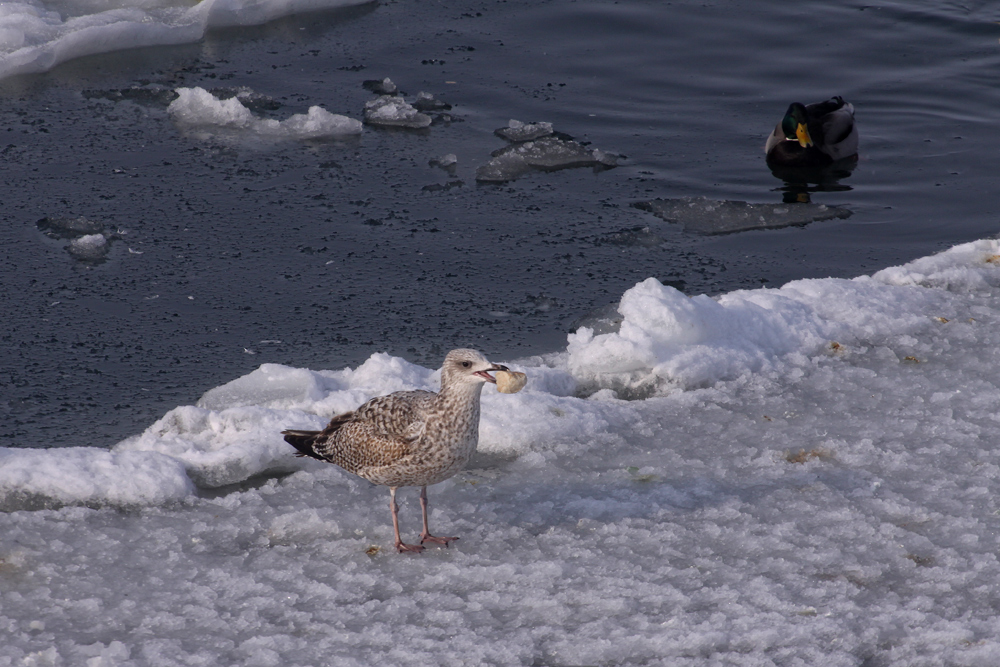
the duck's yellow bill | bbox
[795,123,814,148]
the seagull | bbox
[282,348,508,553]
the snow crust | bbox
[0,0,372,80]
[167,87,362,143]
[0,448,192,511]
[3,239,1000,665]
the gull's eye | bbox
[461,361,471,368]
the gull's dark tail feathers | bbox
[281,430,325,460]
[282,411,353,461]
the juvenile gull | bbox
[282,349,508,553]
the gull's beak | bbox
[475,363,509,383]
[795,123,813,148]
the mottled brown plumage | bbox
[283,349,508,553]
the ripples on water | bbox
[1,0,998,447]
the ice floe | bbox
[0,0,373,80]
[636,196,852,235]
[413,91,451,112]
[35,216,119,264]
[494,119,554,143]
[362,94,432,129]
[429,153,458,170]
[477,119,619,182]
[167,86,362,142]
[362,77,398,95]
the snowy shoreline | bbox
[3,238,998,507]
[2,237,1000,666]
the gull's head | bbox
[441,348,509,390]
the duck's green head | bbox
[781,102,813,148]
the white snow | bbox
[0,448,192,511]
[167,87,362,143]
[0,0,373,80]
[2,238,1000,665]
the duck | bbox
[765,96,858,168]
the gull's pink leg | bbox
[419,485,458,547]
[390,487,424,553]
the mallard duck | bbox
[765,96,858,168]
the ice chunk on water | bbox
[36,216,117,263]
[429,153,458,169]
[413,91,451,111]
[168,87,362,142]
[476,135,619,183]
[66,233,109,262]
[495,119,554,142]
[363,95,432,128]
[362,77,397,95]
[636,197,852,234]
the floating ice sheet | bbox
[413,91,451,112]
[636,196,852,234]
[476,135,619,183]
[476,119,619,182]
[0,0,373,80]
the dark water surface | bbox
[1,0,998,447]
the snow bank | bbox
[873,238,1000,291]
[0,448,192,510]
[0,0,372,80]
[566,240,998,392]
